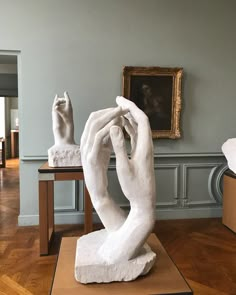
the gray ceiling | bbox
[0,55,17,64]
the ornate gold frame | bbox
[123,66,183,139]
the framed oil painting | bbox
[123,66,183,139]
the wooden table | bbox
[38,162,93,256]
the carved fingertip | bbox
[110,126,120,137]
[116,96,122,104]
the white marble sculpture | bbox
[48,92,81,167]
[222,138,236,174]
[75,96,156,283]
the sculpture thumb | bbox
[110,126,128,165]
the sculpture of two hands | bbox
[50,92,156,281]
[80,96,156,264]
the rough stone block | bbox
[74,229,156,284]
[48,145,81,167]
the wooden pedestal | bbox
[51,234,192,295]
[223,170,236,233]
[38,162,93,256]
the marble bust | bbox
[74,96,156,283]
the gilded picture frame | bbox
[123,66,183,139]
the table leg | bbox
[39,180,55,255]
[39,180,49,255]
[48,181,54,242]
[84,185,93,234]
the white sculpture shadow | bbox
[75,96,156,283]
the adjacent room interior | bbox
[0,1,236,294]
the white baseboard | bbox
[18,214,39,226]
[18,207,222,226]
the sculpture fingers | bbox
[52,94,58,109]
[122,118,137,157]
[89,118,121,161]
[110,126,130,175]
[52,95,64,129]
[64,91,73,112]
[81,107,127,150]
[52,94,63,113]
[88,107,126,140]
[80,107,116,148]
[116,96,152,158]
[116,96,147,123]
[52,92,71,117]
[124,112,138,132]
[116,96,150,134]
[64,91,70,103]
[53,97,68,121]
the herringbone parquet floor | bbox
[0,159,236,294]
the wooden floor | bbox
[0,159,236,294]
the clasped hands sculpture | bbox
[49,93,156,283]
[75,96,156,283]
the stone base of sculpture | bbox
[48,144,81,167]
[74,229,156,284]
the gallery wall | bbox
[0,0,234,225]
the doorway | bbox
[0,54,19,166]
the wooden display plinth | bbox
[223,169,236,233]
[51,234,193,295]
[38,162,93,256]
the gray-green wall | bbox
[0,0,233,225]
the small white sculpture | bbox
[48,92,81,167]
[75,96,156,283]
[222,138,236,174]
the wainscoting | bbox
[18,153,227,226]
[154,153,226,218]
[108,153,227,220]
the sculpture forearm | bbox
[91,192,127,232]
[98,205,155,263]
